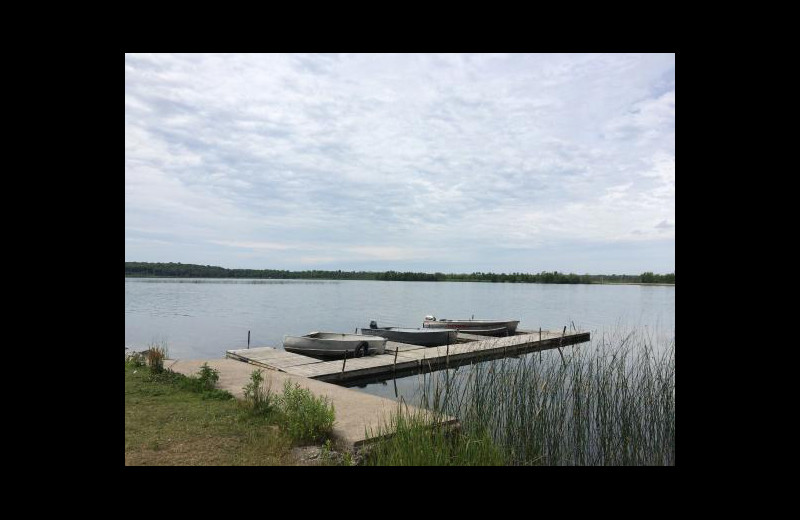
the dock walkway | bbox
[226,329,590,385]
[165,328,590,450]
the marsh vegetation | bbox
[364,325,674,465]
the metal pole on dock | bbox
[342,351,347,374]
[248,330,250,349]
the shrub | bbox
[197,363,220,391]
[276,381,335,444]
[242,369,274,415]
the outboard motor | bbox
[424,315,436,322]
[369,320,378,329]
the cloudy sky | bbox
[125,53,675,274]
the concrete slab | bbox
[164,357,457,449]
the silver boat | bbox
[422,315,520,336]
[282,332,386,358]
[360,321,458,347]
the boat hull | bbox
[283,332,386,358]
[360,327,458,347]
[422,318,520,336]
[455,326,511,337]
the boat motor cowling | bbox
[369,320,378,329]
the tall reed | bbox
[407,325,675,465]
[362,401,505,466]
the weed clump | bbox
[197,363,220,390]
[146,342,169,374]
[242,369,274,415]
[177,363,231,400]
[275,381,335,444]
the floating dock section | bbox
[227,328,590,385]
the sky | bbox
[125,53,675,275]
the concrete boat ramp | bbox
[166,357,422,449]
[166,328,590,450]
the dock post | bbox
[248,330,250,349]
[539,327,543,360]
[557,326,567,367]
[393,348,399,372]
[342,351,347,374]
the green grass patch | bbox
[125,363,291,465]
[145,363,233,401]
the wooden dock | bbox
[226,328,590,385]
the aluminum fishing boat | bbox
[282,332,386,358]
[360,321,458,347]
[422,315,520,336]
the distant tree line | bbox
[125,262,674,284]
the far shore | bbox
[124,275,674,286]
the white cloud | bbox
[125,53,675,273]
[209,240,294,251]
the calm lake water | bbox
[125,278,675,403]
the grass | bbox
[125,357,342,465]
[362,405,505,466]
[125,362,293,465]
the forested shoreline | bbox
[125,262,674,285]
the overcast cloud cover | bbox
[125,53,675,274]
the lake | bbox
[125,278,674,403]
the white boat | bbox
[422,315,520,336]
[282,332,386,358]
